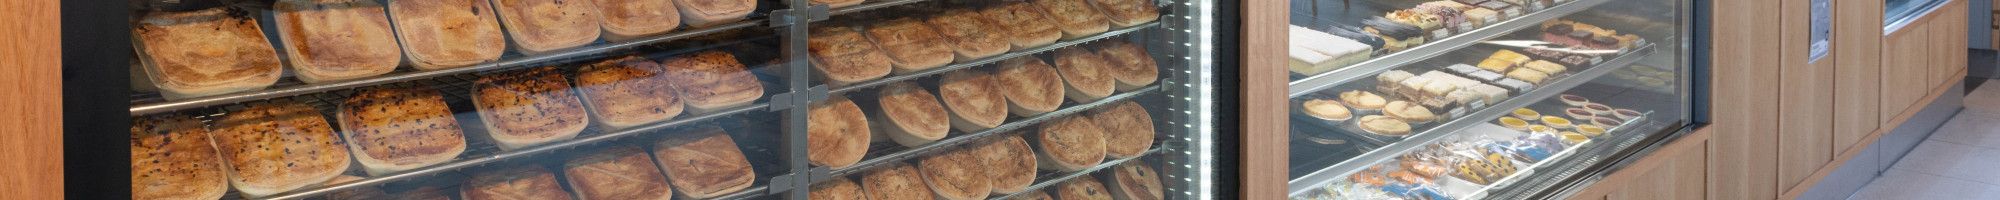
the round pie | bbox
[1036,116,1109,172]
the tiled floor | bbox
[1850,81,2000,200]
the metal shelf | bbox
[819,85,1163,180]
[1286,44,1658,196]
[129,20,765,116]
[256,103,771,200]
[826,0,931,16]
[1286,0,1617,98]
[827,22,1161,94]
[991,148,1164,200]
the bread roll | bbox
[994,57,1067,116]
[1091,41,1159,91]
[273,0,402,83]
[1031,0,1111,39]
[131,114,228,200]
[861,163,937,200]
[661,51,766,113]
[651,128,756,198]
[939,70,1009,132]
[576,56,684,129]
[866,18,956,74]
[564,146,673,200]
[1087,0,1160,27]
[473,67,590,150]
[970,135,1037,194]
[924,9,1011,60]
[874,81,951,147]
[338,87,467,176]
[132,7,283,99]
[978,3,1063,49]
[1104,162,1165,200]
[808,26,894,85]
[920,148,992,200]
[808,96,871,169]
[1056,177,1115,200]
[388,0,507,70]
[1054,47,1117,103]
[1089,101,1154,158]
[594,0,682,41]
[674,0,755,27]
[811,177,867,200]
[492,0,602,54]
[462,166,574,200]
[1035,116,1108,172]
[209,102,351,197]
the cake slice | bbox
[1288,25,1374,75]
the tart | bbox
[1583,103,1614,115]
[674,0,755,27]
[463,166,574,200]
[970,135,1038,194]
[1576,125,1607,137]
[1090,101,1156,158]
[339,87,468,176]
[1036,116,1110,172]
[1032,0,1112,39]
[576,56,685,129]
[979,3,1064,50]
[1055,177,1115,200]
[1497,117,1530,131]
[1093,40,1161,91]
[473,67,590,150]
[1382,101,1437,123]
[492,0,603,55]
[1558,94,1590,107]
[1564,108,1594,120]
[939,70,1010,132]
[1340,91,1388,111]
[1614,109,1643,120]
[1511,108,1541,120]
[1302,99,1353,121]
[1541,116,1573,129]
[995,57,1068,116]
[919,148,992,200]
[808,26,895,85]
[1356,115,1412,136]
[1592,117,1623,127]
[866,18,956,73]
[811,177,867,200]
[874,81,951,147]
[563,147,673,200]
[861,163,936,200]
[1560,132,1590,144]
[272,0,402,83]
[388,0,508,70]
[662,51,765,113]
[1088,0,1162,27]
[133,7,283,99]
[593,0,682,41]
[209,102,351,197]
[924,9,1011,60]
[1527,125,1555,133]
[1104,162,1165,200]
[131,114,229,200]
[651,128,756,199]
[808,96,871,169]
[1055,47,1119,103]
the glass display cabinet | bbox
[1281,0,1697,199]
[107,0,1229,199]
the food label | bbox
[1531,2,1547,10]
[1591,56,1604,64]
[1432,29,1452,39]
[1468,100,1487,110]
[1484,17,1501,25]
[1458,23,1475,32]
[1504,9,1523,18]
[1447,107,1468,119]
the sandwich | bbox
[209,101,351,198]
[808,96,871,169]
[1056,177,1115,200]
[473,66,590,150]
[388,0,508,70]
[273,0,402,83]
[1088,0,1161,27]
[970,135,1037,194]
[978,3,1064,50]
[811,176,867,200]
[1088,101,1154,158]
[132,7,283,99]
[661,51,766,113]
[674,0,755,27]
[1104,162,1165,200]
[1092,40,1159,91]
[1031,0,1111,39]
[994,57,1067,116]
[860,163,937,200]
[492,0,603,54]
[338,87,467,176]
[131,114,228,200]
[1054,47,1117,103]
[924,9,1011,60]
[593,0,682,41]
[938,70,1009,132]
[564,146,673,200]
[576,56,685,129]
[651,128,757,198]
[461,166,575,200]
[1035,116,1108,172]
[808,26,894,85]
[919,148,993,200]
[874,81,951,147]
[866,18,956,73]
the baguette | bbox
[861,163,937,200]
[1087,0,1160,27]
[807,96,871,169]
[970,135,1037,194]
[661,51,766,113]
[1054,47,1117,103]
[1088,101,1154,158]
[462,166,575,200]
[919,148,992,200]
[938,70,1009,132]
[388,0,508,70]
[1034,116,1108,172]
[132,7,283,99]
[652,128,756,198]
[808,26,894,85]
[131,114,228,200]
[576,56,685,129]
[472,67,590,150]
[209,102,351,198]
[273,0,402,83]
[492,0,602,55]
[924,9,1011,60]
[993,57,1067,116]
[594,0,682,41]
[564,146,673,200]
[873,81,951,147]
[674,0,755,27]
[338,87,467,176]
[1032,0,1111,39]
[865,18,956,74]
[1091,41,1160,91]
[978,3,1063,49]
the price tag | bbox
[1590,56,1604,64]
[1469,100,1488,110]
[1504,9,1523,18]
[1458,23,1475,32]
[1484,17,1500,25]
[1432,29,1452,39]
[1531,2,1546,10]
[1447,107,1468,119]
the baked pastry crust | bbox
[1088,0,1161,27]
[576,56,685,129]
[1092,41,1160,91]
[462,166,575,200]
[939,70,1009,132]
[1032,0,1111,39]
[338,87,467,176]
[1089,101,1154,158]
[661,51,765,113]
[971,135,1038,194]
[861,163,937,200]
[388,0,507,70]
[1055,47,1118,103]
[867,18,957,73]
[875,81,951,147]
[564,146,673,200]
[1013,190,1056,200]
[323,176,390,200]
[808,26,894,85]
[492,0,602,54]
[994,57,1067,116]
[651,128,756,198]
[808,96,871,169]
[924,9,1011,60]
[473,67,589,150]
[209,102,350,197]
[1036,116,1108,171]
[813,0,865,8]
[920,148,994,200]
[674,0,755,27]
[593,0,682,41]
[131,114,228,200]
[811,177,867,200]
[1105,162,1165,200]
[273,0,402,83]
[1056,177,1115,200]
[978,3,1064,50]
[133,7,282,99]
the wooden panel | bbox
[1610,142,1709,200]
[1780,73,1965,198]
[1832,0,1884,162]
[1241,0,1289,198]
[1882,21,1929,124]
[1931,1,1969,89]
[1777,0,1834,190]
[1709,0,1784,199]
[1571,128,1713,200]
[0,0,63,199]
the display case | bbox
[1281,0,1696,199]
[109,0,1227,199]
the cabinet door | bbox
[1882,22,1930,123]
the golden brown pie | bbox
[876,81,951,147]
[131,114,228,200]
[675,0,755,27]
[133,7,282,99]
[388,0,507,70]
[811,176,867,200]
[979,3,1063,49]
[808,26,894,85]
[209,101,350,197]
[1032,0,1111,39]
[1036,116,1108,172]
[593,0,682,41]
[576,56,684,129]
[939,70,1009,132]
[338,87,466,176]
[1091,41,1160,91]
[808,96,871,169]
[994,57,1067,116]
[651,128,756,198]
[1055,47,1117,103]
[462,166,575,200]
[492,0,602,54]
[273,0,402,83]
[920,148,993,200]
[1056,177,1115,200]
[564,146,673,200]
[662,51,766,113]
[1089,101,1154,158]
[1105,162,1165,200]
[924,9,1011,60]
[867,18,956,73]
[970,135,1037,194]
[473,67,589,150]
[1088,0,1161,27]
[861,163,937,200]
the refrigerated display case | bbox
[107,0,1228,199]
[1282,0,1697,199]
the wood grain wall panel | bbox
[0,0,63,199]
[1832,0,1884,161]
[1882,22,1929,124]
[1931,1,1969,89]
[1242,0,1288,198]
[1709,0,1784,199]
[1777,0,1835,190]
[1572,128,1712,200]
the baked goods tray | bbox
[819,85,1162,180]
[826,22,1160,94]
[991,147,1165,200]
[129,19,767,116]
[1287,0,1620,98]
[1478,112,1665,199]
[1286,44,1656,196]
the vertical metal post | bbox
[779,0,815,199]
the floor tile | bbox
[1850,169,2000,200]
[1888,141,2000,185]
[1927,110,2000,149]
[1969,81,2000,112]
